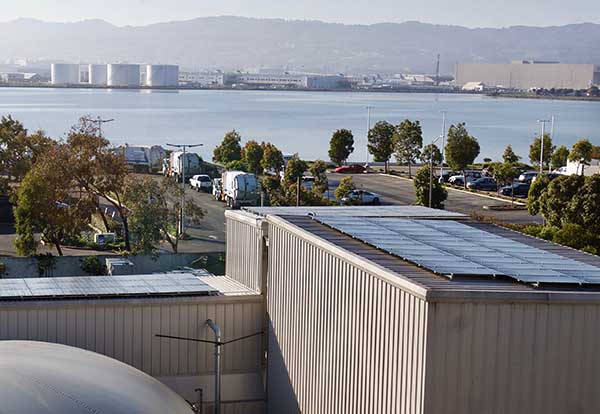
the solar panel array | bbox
[0,273,218,300]
[315,216,600,286]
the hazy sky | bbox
[3,0,598,28]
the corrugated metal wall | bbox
[0,296,265,413]
[266,222,428,414]
[225,212,266,292]
[425,301,600,414]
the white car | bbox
[341,190,382,205]
[189,174,213,192]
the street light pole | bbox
[166,143,203,235]
[83,116,114,137]
[537,119,550,175]
[439,110,446,178]
[366,106,374,167]
[549,115,555,173]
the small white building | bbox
[462,81,487,91]
[566,158,600,176]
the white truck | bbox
[221,171,260,209]
[163,152,203,180]
[189,174,213,192]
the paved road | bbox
[328,173,542,225]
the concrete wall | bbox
[265,216,428,414]
[0,295,265,413]
[0,253,222,278]
[455,63,596,90]
[425,301,600,414]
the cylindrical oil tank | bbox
[51,63,80,85]
[88,64,108,85]
[146,64,179,87]
[107,63,141,87]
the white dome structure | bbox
[0,341,194,414]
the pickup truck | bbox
[189,174,213,192]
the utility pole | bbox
[365,106,374,167]
[166,143,203,235]
[83,116,114,137]
[537,120,550,175]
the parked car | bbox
[532,172,562,183]
[438,170,460,183]
[518,171,539,184]
[334,164,366,174]
[553,166,568,175]
[467,177,498,191]
[341,190,381,205]
[499,182,530,198]
[189,174,213,192]
[448,170,482,186]
[212,178,222,200]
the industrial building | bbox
[0,270,265,413]
[225,206,600,414]
[229,73,347,89]
[88,63,108,85]
[51,63,80,85]
[455,61,600,90]
[179,71,225,86]
[146,64,180,87]
[107,63,141,87]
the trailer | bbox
[221,171,260,208]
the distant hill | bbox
[1,17,599,74]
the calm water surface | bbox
[0,88,598,162]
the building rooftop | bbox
[257,207,600,302]
[244,205,466,219]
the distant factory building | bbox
[88,64,108,85]
[455,61,600,90]
[229,72,347,89]
[51,63,80,85]
[146,64,179,87]
[179,71,225,86]
[0,72,40,83]
[107,63,141,87]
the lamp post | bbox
[537,119,550,175]
[439,110,447,178]
[365,106,374,167]
[83,116,114,137]
[429,135,443,208]
[166,143,203,235]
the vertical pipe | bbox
[206,319,221,414]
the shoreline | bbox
[486,93,600,102]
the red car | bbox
[334,164,366,174]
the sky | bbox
[2,0,598,28]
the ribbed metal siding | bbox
[226,215,265,292]
[267,223,428,414]
[425,302,600,414]
[0,297,263,377]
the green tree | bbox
[413,165,447,209]
[527,174,550,215]
[124,176,204,254]
[328,129,354,166]
[309,160,328,195]
[261,142,284,174]
[444,123,480,188]
[568,139,594,176]
[570,174,600,235]
[241,140,264,174]
[502,145,520,164]
[591,145,600,159]
[420,143,443,166]
[283,157,308,187]
[334,176,355,200]
[393,119,423,178]
[540,175,585,227]
[213,130,242,164]
[13,146,95,256]
[551,145,570,169]
[225,160,249,172]
[529,133,555,168]
[490,162,519,199]
[368,121,395,173]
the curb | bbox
[377,173,526,206]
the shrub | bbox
[80,256,107,276]
[413,165,447,209]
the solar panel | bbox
[314,216,600,286]
[0,273,218,300]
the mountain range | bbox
[1,17,599,74]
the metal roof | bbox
[0,273,218,300]
[244,205,466,219]
[315,216,600,287]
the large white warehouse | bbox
[88,64,108,85]
[107,63,141,87]
[51,63,80,85]
[146,64,179,87]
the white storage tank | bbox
[88,64,108,85]
[51,63,80,85]
[146,64,179,87]
[107,63,141,87]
